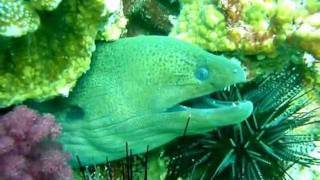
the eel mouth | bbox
[166,86,253,125]
[167,85,249,111]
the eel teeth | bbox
[223,86,231,92]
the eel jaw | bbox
[166,95,253,127]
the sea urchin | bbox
[165,66,320,180]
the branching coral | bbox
[0,0,107,108]
[0,106,72,180]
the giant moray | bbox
[33,36,253,166]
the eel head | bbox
[154,53,253,129]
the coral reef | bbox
[0,106,72,180]
[30,0,62,11]
[0,0,64,38]
[0,0,40,37]
[96,0,128,41]
[1,1,320,179]
[0,0,107,108]
[170,0,320,99]
[123,0,177,34]
[170,0,320,57]
[291,12,320,58]
[164,67,320,179]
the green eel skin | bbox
[35,36,253,166]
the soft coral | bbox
[0,106,72,180]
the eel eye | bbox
[195,67,209,81]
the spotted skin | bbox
[34,36,253,166]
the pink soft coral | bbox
[0,106,72,180]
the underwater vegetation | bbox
[0,106,72,180]
[164,67,320,179]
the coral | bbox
[30,0,62,11]
[123,0,176,34]
[96,0,128,41]
[171,0,232,52]
[164,67,320,179]
[0,0,64,38]
[306,0,320,13]
[289,166,320,180]
[170,0,320,98]
[170,0,320,57]
[0,106,72,180]
[0,0,40,37]
[291,13,320,58]
[0,0,107,108]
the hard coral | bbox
[0,106,72,180]
[97,0,128,41]
[170,0,320,58]
[30,0,63,11]
[123,0,174,34]
[0,0,64,38]
[0,0,40,37]
[171,0,320,100]
[291,13,320,58]
[0,0,107,108]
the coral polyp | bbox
[165,67,320,179]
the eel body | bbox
[35,36,253,166]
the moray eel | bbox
[33,36,253,166]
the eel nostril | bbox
[233,69,238,73]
